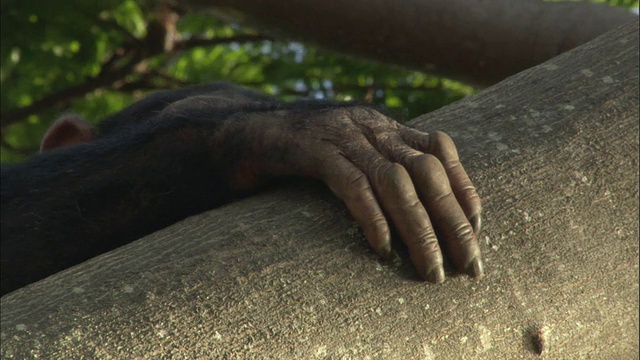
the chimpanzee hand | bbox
[2,84,482,295]
[225,105,483,283]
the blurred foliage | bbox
[0,0,636,162]
[0,0,472,162]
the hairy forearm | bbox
[1,118,243,294]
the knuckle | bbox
[430,190,455,204]
[401,127,431,149]
[341,106,368,122]
[445,159,463,171]
[413,154,452,195]
[411,231,440,252]
[339,170,374,201]
[460,184,481,201]
[347,106,396,130]
[402,199,423,212]
[431,131,455,146]
[415,153,445,172]
[452,222,477,247]
[387,141,422,164]
[430,131,459,160]
[346,169,368,188]
[372,214,388,228]
[380,163,412,191]
[385,162,408,179]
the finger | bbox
[341,141,446,284]
[401,127,482,234]
[374,133,483,278]
[416,154,483,278]
[318,152,392,259]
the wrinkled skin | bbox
[217,105,484,283]
[1,83,482,295]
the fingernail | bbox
[376,243,392,260]
[466,257,484,279]
[469,214,482,235]
[425,267,446,284]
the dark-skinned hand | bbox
[3,84,483,296]
[216,104,484,283]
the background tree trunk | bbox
[1,21,637,359]
[196,0,637,86]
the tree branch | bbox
[195,0,637,86]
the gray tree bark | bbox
[197,0,637,86]
[1,21,638,359]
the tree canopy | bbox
[2,0,635,162]
[0,1,471,162]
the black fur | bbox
[1,83,357,295]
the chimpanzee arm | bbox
[97,82,276,135]
[2,116,235,295]
[1,84,482,295]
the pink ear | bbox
[40,115,95,152]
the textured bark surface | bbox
[1,22,638,359]
[197,0,636,86]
